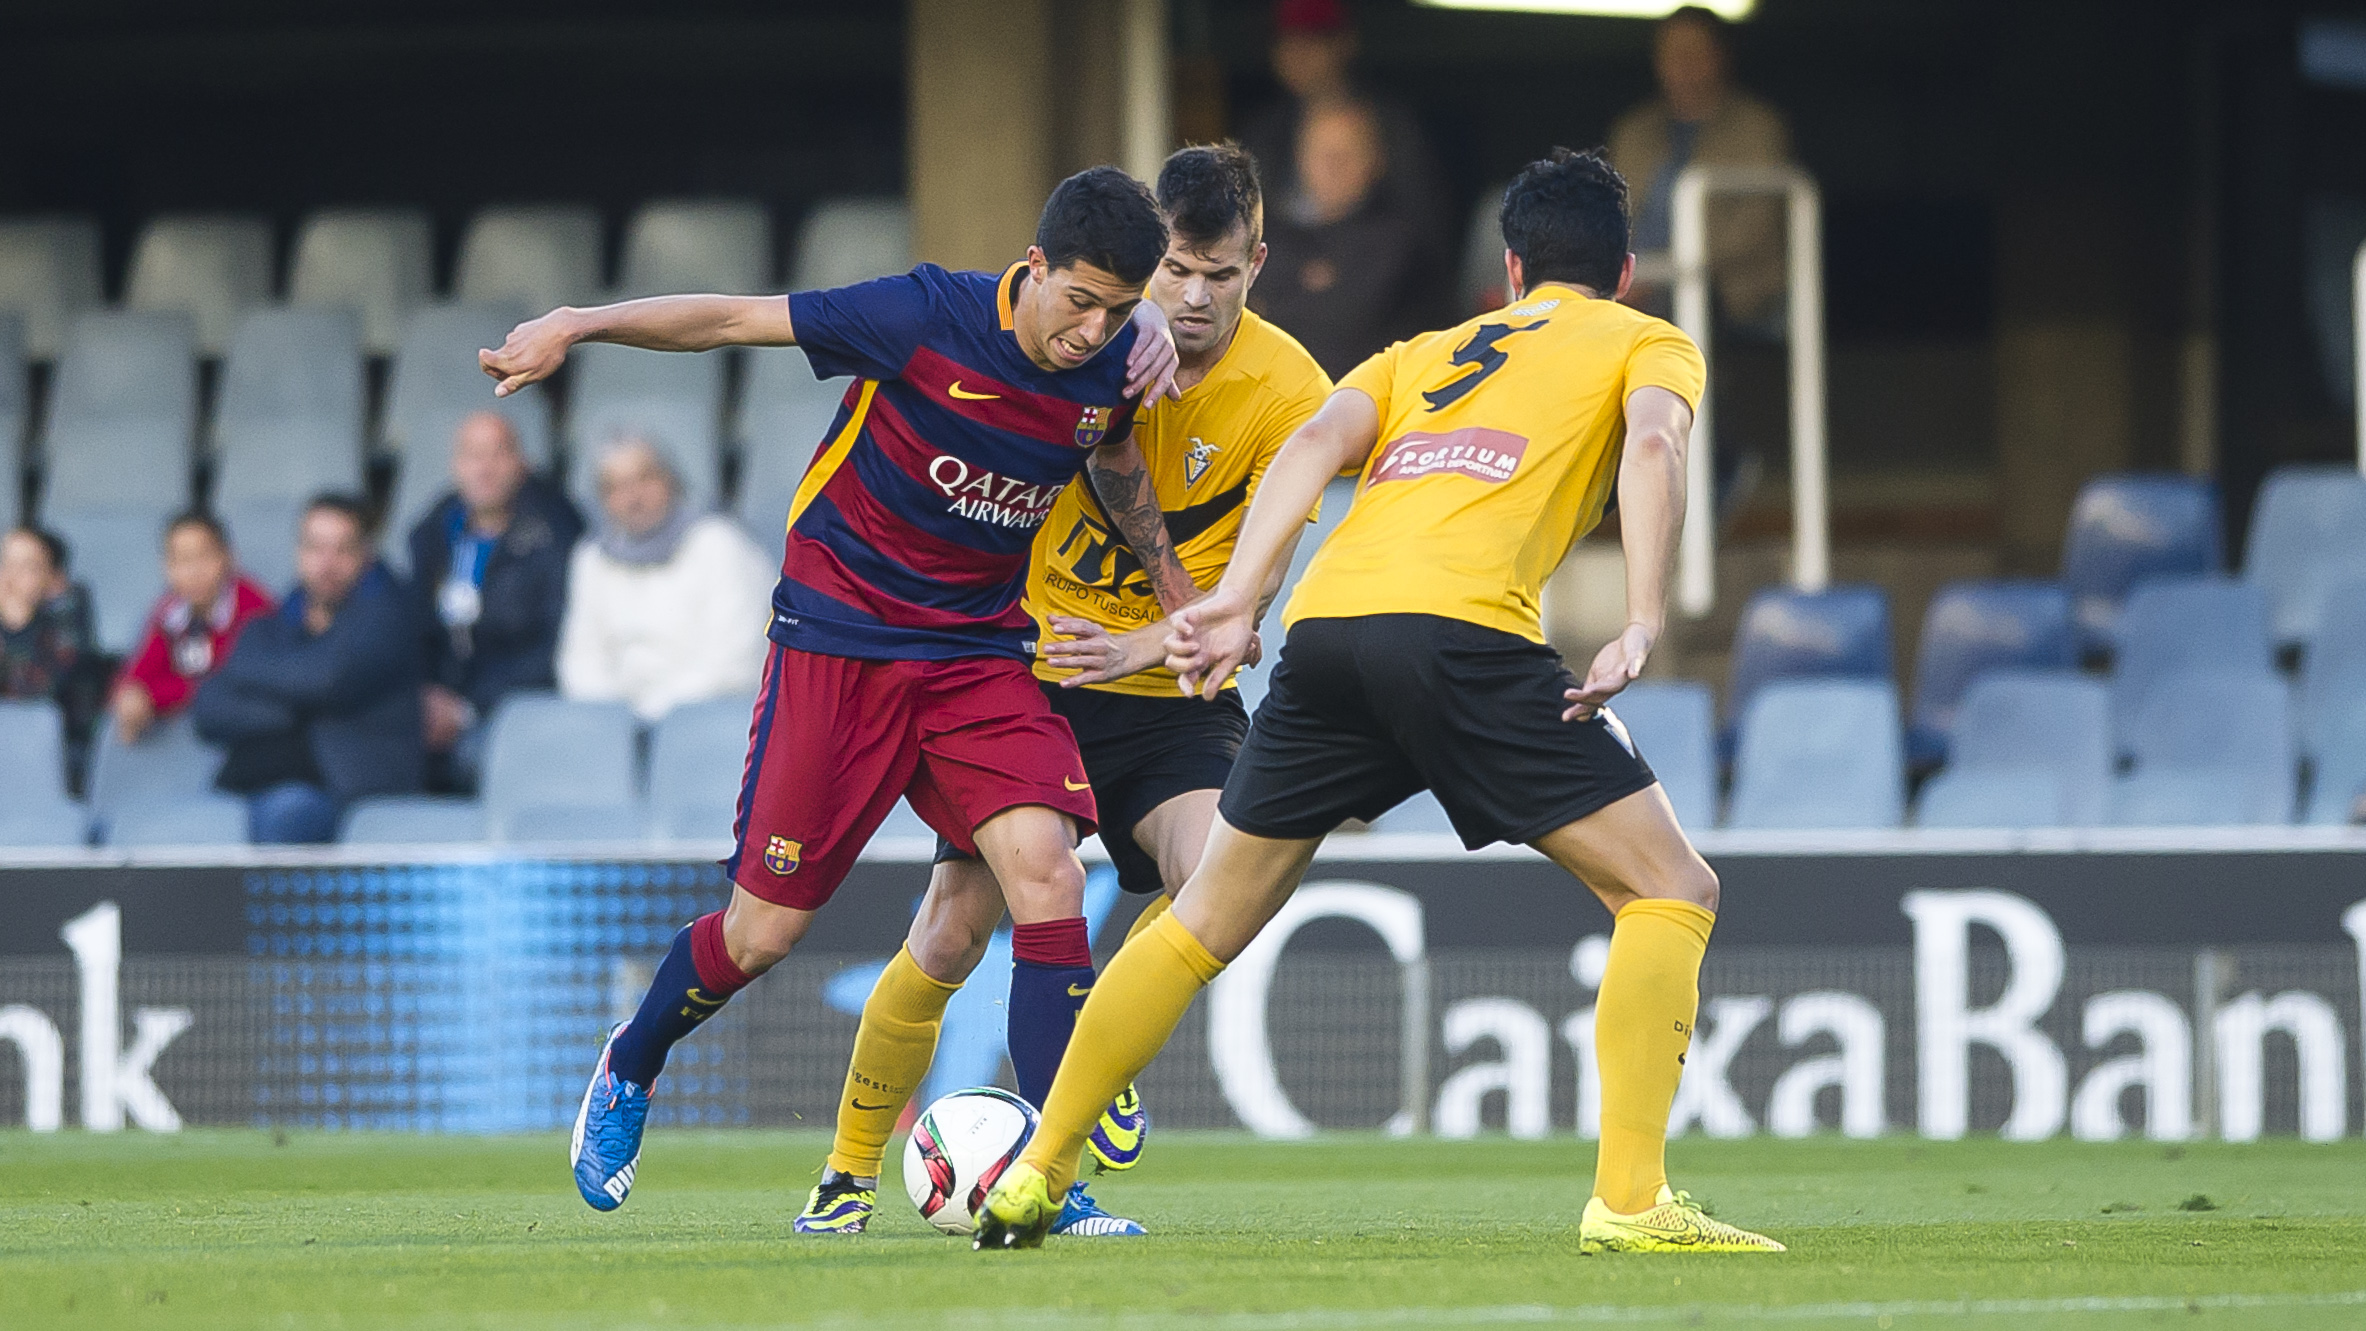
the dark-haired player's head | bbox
[1018,166,1168,373]
[163,511,234,611]
[297,493,373,612]
[1499,147,1633,302]
[1151,143,1267,360]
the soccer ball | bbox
[903,1086,1039,1236]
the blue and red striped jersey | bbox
[777,262,1141,661]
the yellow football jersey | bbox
[1030,309,1331,696]
[1284,286,1705,643]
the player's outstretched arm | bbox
[1089,435,1198,615]
[480,295,797,397]
[1564,385,1692,722]
[1167,388,1379,699]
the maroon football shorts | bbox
[723,644,1098,911]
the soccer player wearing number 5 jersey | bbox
[979,148,1783,1254]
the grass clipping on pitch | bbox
[3,1132,2365,1329]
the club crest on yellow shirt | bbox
[1074,404,1111,448]
[763,836,802,875]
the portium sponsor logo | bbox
[1368,427,1529,486]
[928,456,1059,529]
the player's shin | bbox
[607,912,752,1086]
[1006,918,1096,1108]
[827,946,960,1178]
[1019,911,1222,1194]
[1590,898,1714,1215]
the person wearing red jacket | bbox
[110,512,275,744]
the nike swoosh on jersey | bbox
[1063,776,1090,790]
[947,381,1000,400]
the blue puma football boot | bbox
[571,1023,650,1212]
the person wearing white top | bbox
[557,436,773,721]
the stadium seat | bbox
[123,214,275,356]
[341,796,487,845]
[2242,464,2366,650]
[1725,584,1893,727]
[0,215,102,359]
[1906,579,2074,767]
[645,695,754,840]
[1368,790,1456,835]
[2060,473,2222,654]
[1940,670,2113,826]
[455,206,604,313]
[566,342,726,515]
[288,208,434,355]
[479,694,640,828]
[1916,767,2070,829]
[86,714,226,837]
[618,200,772,297]
[1240,476,1361,712]
[2111,667,2295,825]
[42,311,201,648]
[789,198,912,290]
[2301,581,2366,824]
[734,347,845,558]
[211,307,368,589]
[379,304,557,568]
[0,797,90,848]
[105,794,250,847]
[1727,678,1905,829]
[2107,576,2272,753]
[0,313,23,531]
[0,698,73,805]
[1605,680,1717,830]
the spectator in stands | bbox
[1608,5,1794,326]
[1,529,99,739]
[1239,0,1447,264]
[407,411,582,790]
[1253,97,1439,376]
[109,512,275,745]
[194,496,423,843]
[557,436,770,722]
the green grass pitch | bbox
[4,1132,2365,1329]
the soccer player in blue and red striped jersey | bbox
[480,169,1192,1229]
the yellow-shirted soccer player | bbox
[797,144,1332,1239]
[980,147,1782,1254]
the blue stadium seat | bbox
[646,696,754,842]
[2110,667,2295,825]
[1727,678,1905,829]
[0,698,72,805]
[1725,584,1892,728]
[2060,473,2222,654]
[566,342,726,515]
[0,798,90,848]
[1916,768,2069,829]
[86,714,225,839]
[105,794,250,847]
[1907,580,2074,767]
[122,214,274,356]
[1606,680,1717,830]
[479,694,641,829]
[788,198,911,291]
[1368,790,1456,835]
[2243,465,2366,649]
[734,347,844,560]
[2108,576,2272,752]
[341,796,487,845]
[288,208,434,356]
[2301,582,2366,824]
[212,307,368,590]
[454,206,603,314]
[618,200,772,298]
[1941,670,2113,826]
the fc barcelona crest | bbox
[1074,404,1111,448]
[764,836,803,875]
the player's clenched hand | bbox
[1043,616,1164,687]
[1122,301,1181,402]
[1167,585,1254,701]
[479,311,579,397]
[1563,623,1655,722]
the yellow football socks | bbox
[1590,897,1715,1215]
[1021,909,1221,1194]
[826,946,960,1179]
[1122,891,1172,945]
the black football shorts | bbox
[1218,613,1658,848]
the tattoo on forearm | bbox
[1090,446,1196,613]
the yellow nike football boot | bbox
[972,1161,1058,1251]
[1085,1082,1147,1172]
[1578,1186,1785,1254]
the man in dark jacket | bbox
[195,495,423,843]
[407,410,581,790]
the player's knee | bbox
[1002,854,1087,921]
[721,903,807,977]
[1673,858,1720,912]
